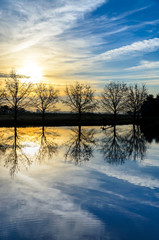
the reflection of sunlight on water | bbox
[0,126,153,178]
[22,142,40,157]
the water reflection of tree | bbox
[100,126,128,164]
[124,125,147,160]
[0,127,31,177]
[100,125,147,165]
[65,126,96,164]
[140,124,159,143]
[36,126,58,163]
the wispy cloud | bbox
[110,6,150,21]
[0,0,107,58]
[95,38,159,61]
[0,0,159,92]
[126,60,159,71]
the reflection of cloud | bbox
[89,161,159,189]
[0,126,159,239]
[0,173,106,240]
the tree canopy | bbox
[63,82,97,118]
[2,69,32,122]
[126,84,147,121]
[33,83,59,123]
[101,81,127,122]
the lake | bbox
[0,125,159,240]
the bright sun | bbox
[18,63,43,83]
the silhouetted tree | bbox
[101,82,127,124]
[2,69,32,124]
[63,82,97,123]
[141,94,159,118]
[126,84,147,122]
[65,126,96,164]
[34,83,59,125]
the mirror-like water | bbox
[0,125,159,240]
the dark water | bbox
[0,125,159,240]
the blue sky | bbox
[0,0,159,94]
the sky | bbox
[0,0,159,94]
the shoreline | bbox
[0,113,134,127]
[0,112,158,127]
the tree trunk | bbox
[137,112,140,123]
[133,110,136,123]
[42,109,45,126]
[113,110,117,125]
[78,110,81,125]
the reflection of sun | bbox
[18,62,43,83]
[22,141,40,157]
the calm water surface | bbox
[0,125,159,240]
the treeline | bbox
[141,94,159,117]
[0,69,158,125]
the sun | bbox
[18,63,43,83]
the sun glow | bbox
[18,63,43,83]
[22,141,40,157]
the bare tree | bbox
[101,81,127,123]
[63,82,97,122]
[34,83,59,124]
[126,84,148,122]
[2,69,32,124]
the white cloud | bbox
[126,60,159,71]
[96,38,159,61]
[0,0,107,56]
